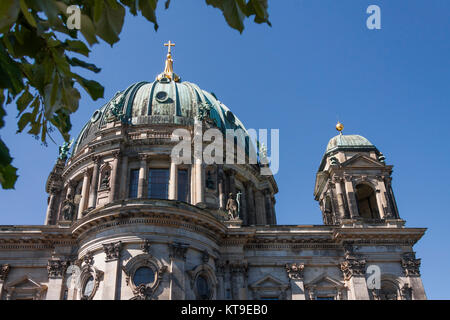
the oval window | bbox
[91,110,102,123]
[155,91,168,102]
[133,267,155,286]
[83,275,95,297]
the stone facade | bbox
[0,65,427,300]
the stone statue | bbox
[61,194,75,221]
[100,170,110,189]
[236,191,242,216]
[58,139,73,160]
[226,193,238,220]
[107,92,125,123]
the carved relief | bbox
[141,239,151,253]
[285,263,305,280]
[169,242,189,261]
[340,258,366,281]
[47,258,67,279]
[0,264,10,281]
[401,252,421,276]
[103,241,122,261]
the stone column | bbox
[344,176,358,218]
[88,157,100,208]
[385,177,400,218]
[255,190,267,225]
[169,242,189,300]
[168,160,177,200]
[216,263,226,299]
[109,151,120,203]
[401,252,426,300]
[119,155,128,199]
[245,183,256,225]
[285,263,306,300]
[218,168,225,209]
[44,189,57,225]
[137,154,148,198]
[228,170,236,196]
[46,257,67,300]
[375,188,386,219]
[102,241,122,300]
[0,264,10,299]
[240,190,248,224]
[194,159,204,204]
[78,170,90,219]
[264,189,273,225]
[340,257,369,300]
[230,262,247,300]
[333,177,346,219]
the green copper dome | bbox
[325,134,376,154]
[72,79,248,155]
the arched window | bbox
[195,274,211,300]
[355,184,380,219]
[371,280,399,300]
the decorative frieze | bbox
[285,263,305,280]
[401,252,421,276]
[0,264,10,281]
[47,258,67,278]
[103,241,122,261]
[340,258,366,281]
[169,242,189,261]
[141,239,151,253]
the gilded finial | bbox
[156,40,180,82]
[336,121,344,134]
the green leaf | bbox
[73,74,104,100]
[0,138,18,189]
[67,57,101,73]
[206,0,246,33]
[34,0,59,25]
[0,0,20,33]
[17,111,32,132]
[94,1,125,45]
[16,87,33,114]
[0,42,24,94]
[138,0,159,31]
[19,0,37,28]
[0,89,5,128]
[93,0,104,22]
[121,0,138,15]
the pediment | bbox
[305,274,344,289]
[249,275,288,289]
[5,276,47,292]
[341,154,384,168]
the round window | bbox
[83,275,95,297]
[90,110,102,123]
[133,267,155,287]
[155,91,168,102]
[196,274,210,300]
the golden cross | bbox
[164,40,175,54]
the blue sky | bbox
[1,0,449,299]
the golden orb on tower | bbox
[336,121,344,133]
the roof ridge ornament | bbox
[156,40,180,82]
[336,121,344,135]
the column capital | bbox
[91,155,101,164]
[169,242,189,261]
[47,258,67,279]
[340,258,366,281]
[285,263,305,280]
[138,153,149,161]
[401,252,421,277]
[103,241,122,262]
[112,150,122,159]
[0,264,10,281]
[230,261,248,274]
[332,176,344,184]
[344,175,353,182]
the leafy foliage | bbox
[0,0,270,189]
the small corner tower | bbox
[314,123,401,226]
